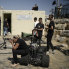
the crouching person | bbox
[9,36,29,67]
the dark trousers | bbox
[47,34,54,51]
[38,35,42,46]
[12,49,28,63]
[33,35,38,43]
[33,34,42,46]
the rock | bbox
[65,24,69,30]
[55,35,66,42]
[58,37,66,42]
[56,24,62,30]
[55,23,67,30]
[66,40,69,46]
[55,35,60,40]
[54,19,69,24]
[61,44,68,48]
[60,30,69,37]
[55,30,62,35]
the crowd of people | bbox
[8,14,55,67]
[33,15,55,54]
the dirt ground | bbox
[0,37,69,69]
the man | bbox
[32,17,38,43]
[46,15,55,54]
[32,4,38,11]
[9,36,29,66]
[3,18,9,36]
[36,18,44,46]
[34,17,39,28]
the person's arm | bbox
[13,43,19,50]
[37,28,43,31]
[48,22,54,30]
[9,40,19,50]
[48,26,53,30]
[51,26,53,30]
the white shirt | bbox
[34,21,39,28]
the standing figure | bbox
[46,15,55,54]
[34,17,39,28]
[3,18,9,36]
[36,18,44,46]
[32,17,38,43]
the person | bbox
[46,14,55,54]
[34,17,39,28]
[32,4,38,11]
[32,17,38,43]
[3,18,9,36]
[9,36,29,67]
[35,18,44,46]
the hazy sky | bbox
[0,0,68,15]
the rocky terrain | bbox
[0,35,69,69]
[0,18,69,69]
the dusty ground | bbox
[0,36,69,69]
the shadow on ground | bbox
[54,45,69,56]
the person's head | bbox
[34,17,37,22]
[49,14,54,20]
[13,36,18,43]
[35,4,37,7]
[39,18,42,23]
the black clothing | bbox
[15,38,28,50]
[32,6,38,11]
[36,23,44,39]
[12,49,28,64]
[4,21,8,28]
[47,34,54,51]
[48,21,55,35]
[47,21,55,51]
[12,39,29,63]
[33,35,38,43]
[36,23,44,46]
